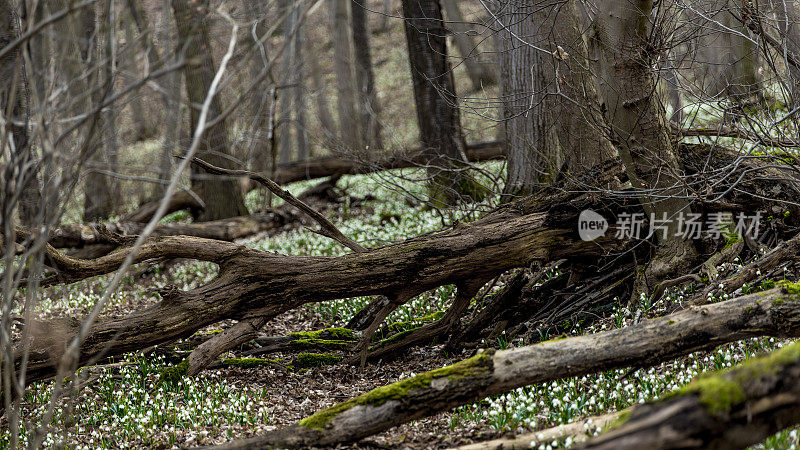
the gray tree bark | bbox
[171,0,249,221]
[351,0,383,150]
[330,0,362,152]
[592,0,698,288]
[401,0,485,205]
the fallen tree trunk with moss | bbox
[578,340,800,449]
[16,144,800,383]
[210,284,800,448]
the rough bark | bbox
[171,0,249,221]
[772,0,800,107]
[212,285,800,448]
[691,0,760,100]
[401,0,483,205]
[20,190,627,383]
[579,341,800,449]
[495,0,614,194]
[0,2,40,227]
[351,0,383,150]
[592,0,698,288]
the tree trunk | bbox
[441,0,496,90]
[0,2,40,227]
[330,0,362,151]
[213,285,800,448]
[691,0,760,100]
[579,341,800,449]
[401,0,484,205]
[83,1,115,222]
[592,0,698,288]
[351,0,383,150]
[308,42,337,144]
[496,0,613,195]
[773,0,800,106]
[171,0,249,221]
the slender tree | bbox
[401,0,485,205]
[351,0,383,150]
[172,0,248,221]
[441,0,497,91]
[0,1,40,227]
[330,0,362,152]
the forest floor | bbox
[4,163,800,449]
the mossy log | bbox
[16,144,800,383]
[210,285,800,448]
[21,188,629,382]
[577,341,800,449]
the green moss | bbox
[288,327,355,341]
[374,328,419,348]
[778,280,800,299]
[221,358,281,368]
[681,376,745,415]
[299,351,495,429]
[292,339,352,349]
[603,408,632,431]
[290,353,342,370]
[383,311,445,335]
[772,298,786,306]
[159,359,189,384]
[669,342,800,416]
[668,319,675,325]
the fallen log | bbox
[578,340,800,449]
[210,283,800,448]
[23,190,629,382]
[270,140,506,185]
[19,143,800,382]
[48,212,288,249]
[125,141,506,223]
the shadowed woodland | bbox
[3,0,800,448]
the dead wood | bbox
[16,143,800,383]
[48,213,288,249]
[578,341,800,449]
[209,285,800,448]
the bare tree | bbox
[591,0,698,291]
[172,0,248,221]
[351,0,383,150]
[495,0,613,195]
[442,0,497,91]
[330,0,362,152]
[401,0,485,205]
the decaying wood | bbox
[21,192,622,383]
[48,213,288,249]
[190,157,366,253]
[210,285,800,448]
[18,143,800,383]
[578,341,800,449]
